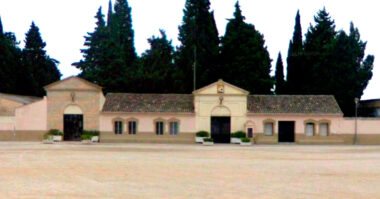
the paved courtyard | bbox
[0,142,379,199]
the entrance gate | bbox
[63,114,83,141]
[211,117,231,143]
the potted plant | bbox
[195,131,209,143]
[83,130,100,142]
[231,131,246,144]
[43,132,54,144]
[230,133,240,144]
[81,134,92,144]
[203,137,214,146]
[240,137,252,146]
[44,129,63,142]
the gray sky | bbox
[0,0,378,99]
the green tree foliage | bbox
[139,30,176,93]
[286,10,305,94]
[176,0,220,92]
[75,0,138,93]
[275,52,285,94]
[0,17,21,94]
[286,8,374,116]
[219,2,273,94]
[21,22,61,96]
[74,7,108,84]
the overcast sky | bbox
[0,0,378,99]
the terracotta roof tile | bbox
[102,93,194,113]
[248,95,343,114]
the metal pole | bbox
[354,98,359,145]
[193,45,197,91]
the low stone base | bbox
[0,131,46,141]
[100,132,196,144]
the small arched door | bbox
[63,105,83,141]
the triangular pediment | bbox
[44,77,102,91]
[193,79,249,95]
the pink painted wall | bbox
[338,118,380,134]
[15,97,47,131]
[100,113,196,133]
[247,114,380,135]
[0,120,14,131]
[247,114,342,134]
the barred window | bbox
[169,122,179,135]
[156,121,164,135]
[114,121,123,135]
[128,121,137,135]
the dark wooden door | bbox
[63,114,83,141]
[278,121,295,143]
[211,117,231,143]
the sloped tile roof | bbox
[0,93,41,105]
[248,95,343,114]
[102,93,194,113]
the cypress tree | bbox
[275,52,285,94]
[22,22,61,96]
[219,1,273,94]
[176,0,220,92]
[286,10,304,94]
[140,30,176,93]
[107,0,113,26]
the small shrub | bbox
[234,131,246,138]
[196,131,209,137]
[241,138,251,143]
[203,137,213,142]
[82,130,100,136]
[44,129,63,139]
[48,129,63,136]
[81,134,92,140]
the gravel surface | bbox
[0,142,379,199]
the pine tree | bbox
[139,30,176,93]
[219,1,273,94]
[107,0,113,26]
[74,7,108,84]
[22,22,61,96]
[304,8,336,94]
[176,0,220,92]
[275,52,285,94]
[286,10,304,94]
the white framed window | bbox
[319,123,329,137]
[169,122,179,135]
[264,123,274,136]
[114,121,123,135]
[156,121,164,135]
[306,123,315,137]
[128,121,137,135]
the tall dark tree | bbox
[329,23,374,116]
[275,52,285,94]
[219,1,273,94]
[304,8,336,94]
[74,7,108,84]
[286,10,304,94]
[0,17,21,94]
[176,0,220,92]
[139,30,177,93]
[21,22,61,96]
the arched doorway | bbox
[211,106,231,143]
[63,105,83,141]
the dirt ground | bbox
[0,142,379,199]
